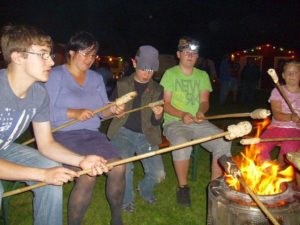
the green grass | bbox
[7,150,213,225]
[4,89,270,225]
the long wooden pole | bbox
[241,137,300,145]
[203,108,270,120]
[3,121,252,198]
[204,112,251,120]
[3,132,227,197]
[100,100,164,122]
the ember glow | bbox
[225,118,294,195]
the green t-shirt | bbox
[160,65,212,124]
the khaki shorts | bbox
[163,120,232,161]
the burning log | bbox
[286,152,300,170]
[218,155,281,225]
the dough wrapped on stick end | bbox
[225,121,252,140]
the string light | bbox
[231,44,296,59]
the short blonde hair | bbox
[1,25,53,63]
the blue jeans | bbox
[0,143,63,225]
[111,127,165,206]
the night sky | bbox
[0,0,299,60]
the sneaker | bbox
[137,184,157,204]
[144,196,157,205]
[122,202,135,213]
[177,185,191,207]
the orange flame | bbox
[225,118,294,195]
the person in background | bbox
[45,31,125,225]
[231,56,241,95]
[96,60,115,95]
[219,54,238,104]
[239,57,260,103]
[0,25,108,225]
[160,36,231,207]
[107,45,165,213]
[257,61,300,163]
[196,55,218,83]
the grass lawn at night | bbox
[4,89,270,225]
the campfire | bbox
[225,118,294,195]
[207,119,300,225]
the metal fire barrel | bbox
[207,177,300,225]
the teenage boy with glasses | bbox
[160,36,232,207]
[0,25,108,225]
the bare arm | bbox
[0,158,47,181]
[194,90,210,122]
[33,121,85,166]
[163,90,194,124]
[271,100,300,122]
[199,91,210,114]
[33,121,108,176]
[67,104,125,121]
[0,158,78,185]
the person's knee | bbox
[154,170,166,183]
[172,148,192,161]
[34,184,63,203]
[110,164,126,177]
[166,133,189,146]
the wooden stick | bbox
[21,91,137,146]
[100,100,164,122]
[204,108,271,120]
[241,137,300,145]
[238,177,280,225]
[286,152,300,170]
[204,112,251,120]
[3,121,252,198]
[267,68,297,114]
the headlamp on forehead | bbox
[178,39,200,53]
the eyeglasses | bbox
[78,50,97,59]
[180,50,198,57]
[24,51,55,60]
